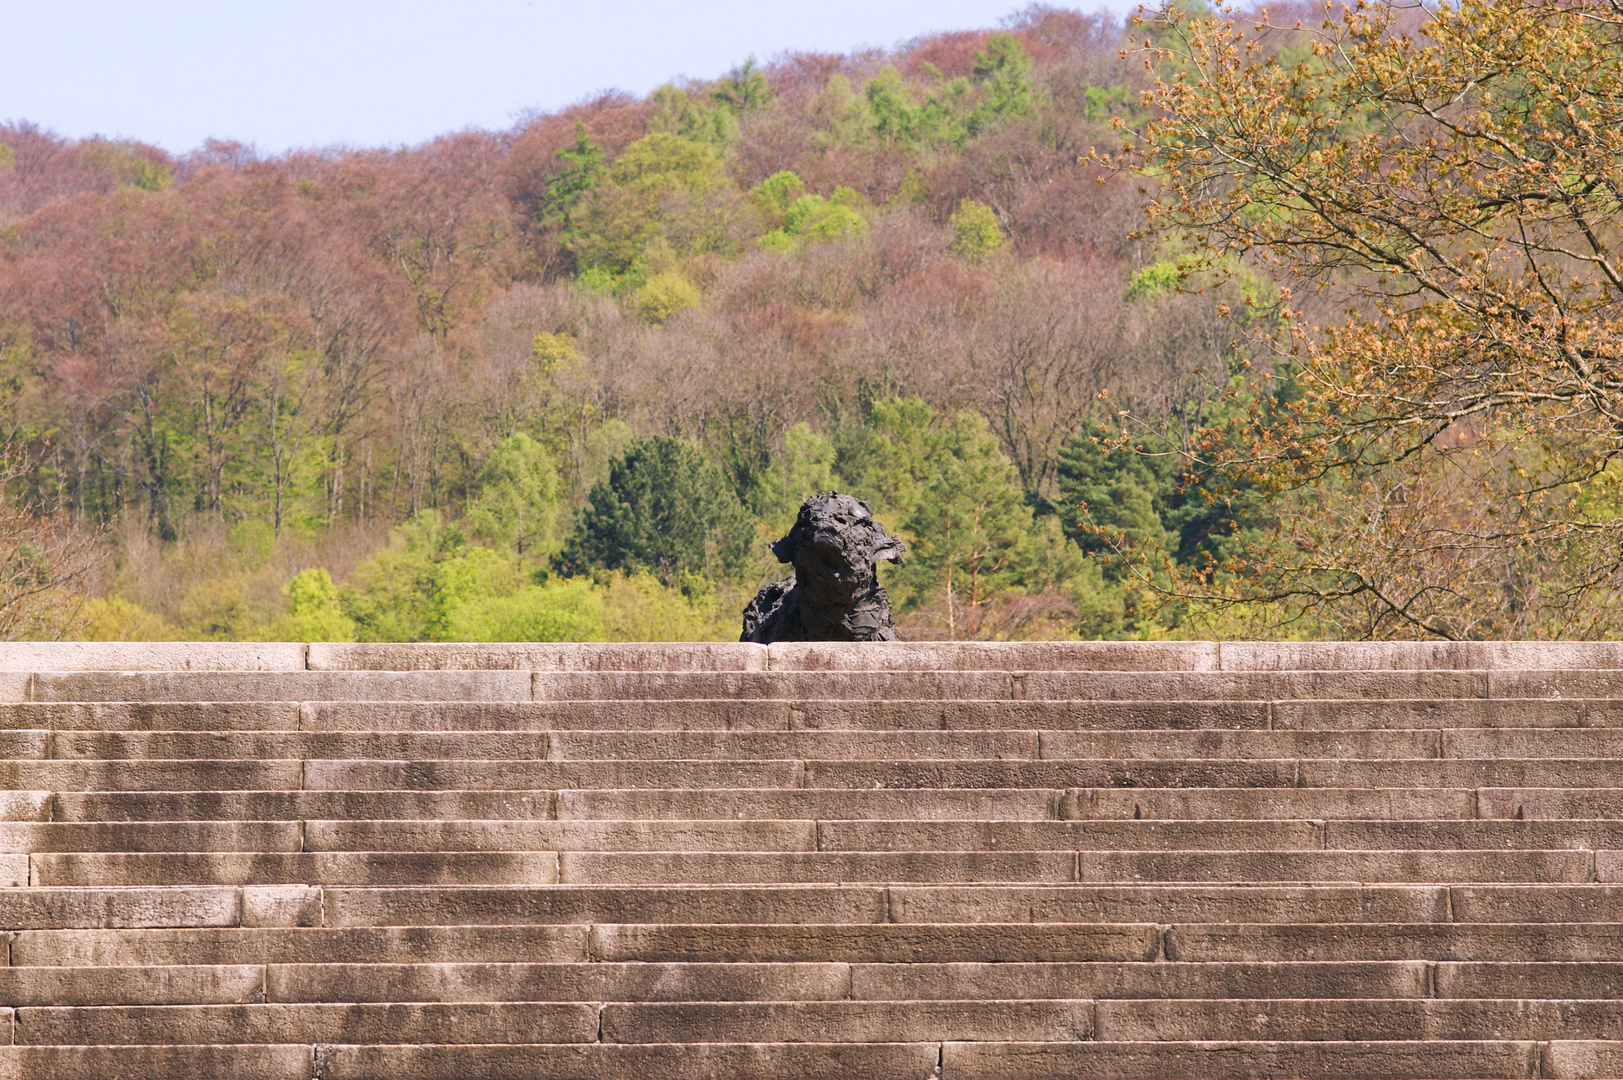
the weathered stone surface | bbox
[0,965,263,1006]
[769,640,1219,671]
[942,1040,1542,1079]
[30,851,561,887]
[311,642,767,672]
[266,962,850,1003]
[850,960,1430,1000]
[12,926,590,966]
[1164,922,1623,962]
[0,642,307,672]
[556,850,1078,884]
[588,922,1160,963]
[0,1044,314,1080]
[0,887,239,929]
[28,670,531,702]
[1059,786,1475,821]
[13,1002,600,1045]
[316,1042,941,1080]
[323,885,886,927]
[14,639,1623,1072]
[600,999,1094,1042]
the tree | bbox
[463,432,562,557]
[560,436,752,582]
[894,411,1041,638]
[1124,0,1623,638]
[567,134,727,275]
[968,32,1037,134]
[285,568,356,642]
[949,199,1003,262]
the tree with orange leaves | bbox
[1110,0,1623,638]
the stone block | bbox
[588,922,1159,963]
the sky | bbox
[3,1,1141,156]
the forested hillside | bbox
[3,4,1251,643]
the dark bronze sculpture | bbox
[741,491,906,642]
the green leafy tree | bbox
[710,58,773,115]
[285,568,357,642]
[634,271,702,324]
[542,121,605,224]
[438,577,606,642]
[560,437,753,582]
[751,422,837,526]
[1055,433,1171,570]
[568,134,727,274]
[834,397,943,527]
[341,512,455,642]
[760,189,867,251]
[949,199,1003,262]
[864,68,970,150]
[894,412,1041,637]
[464,433,562,558]
[750,171,807,229]
[649,83,737,150]
[968,32,1037,134]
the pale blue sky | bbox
[3,1,1140,155]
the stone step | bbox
[603,997,1623,1044]
[850,961,1614,1003]
[39,848,1613,887]
[1163,922,1623,962]
[0,643,307,672]
[265,959,1434,1002]
[28,852,567,887]
[1059,787,1479,819]
[49,788,1063,822]
[24,671,533,703]
[303,818,1321,852]
[34,668,1599,703]
[8,882,1448,929]
[12,925,591,965]
[27,697,1623,732]
[25,956,1623,1003]
[0,1039,1561,1080]
[942,1039,1547,1079]
[32,727,1623,761]
[0,1042,946,1080]
[527,670,1495,701]
[0,700,1276,733]
[8,639,1623,676]
[13,1002,601,1046]
[56,785,1623,822]
[23,755,1623,792]
[10,924,1151,965]
[308,642,770,672]
[21,883,1619,932]
[47,728,1506,761]
[13,999,1100,1046]
[0,822,300,853]
[0,965,265,1005]
[301,756,1623,791]
[310,640,1224,672]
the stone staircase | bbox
[0,640,1622,1077]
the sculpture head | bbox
[770,491,906,606]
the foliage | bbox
[949,199,1003,262]
[284,568,356,642]
[560,437,753,583]
[634,271,701,324]
[1123,0,1623,638]
[892,410,1042,634]
[437,576,605,642]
